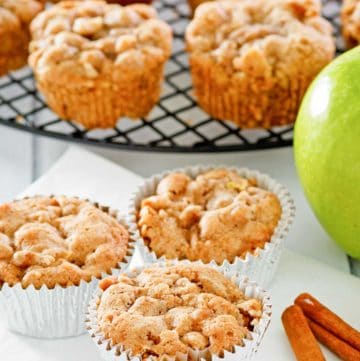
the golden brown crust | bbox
[137,169,282,264]
[0,0,43,75]
[341,0,360,48]
[185,0,335,128]
[0,196,129,289]
[28,0,172,128]
[97,264,262,359]
[33,64,165,128]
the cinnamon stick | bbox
[308,318,360,361]
[295,293,360,351]
[282,305,325,361]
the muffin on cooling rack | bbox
[29,1,172,129]
[341,0,360,48]
[0,0,43,76]
[185,0,335,128]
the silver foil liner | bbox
[86,260,272,361]
[127,165,295,288]
[0,196,135,339]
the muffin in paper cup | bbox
[0,195,135,339]
[85,260,272,361]
[128,166,295,288]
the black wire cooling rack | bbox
[0,0,344,153]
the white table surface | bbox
[1,146,359,361]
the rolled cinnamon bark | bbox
[295,293,360,351]
[282,305,325,361]
[308,319,360,361]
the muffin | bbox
[137,168,281,264]
[341,0,360,48]
[129,166,295,287]
[0,195,133,338]
[185,0,335,128]
[29,1,172,129]
[0,0,43,76]
[87,263,271,360]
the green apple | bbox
[294,46,360,258]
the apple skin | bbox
[294,46,360,258]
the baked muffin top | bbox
[97,264,262,359]
[0,0,42,27]
[186,0,334,74]
[341,0,360,47]
[0,196,129,289]
[29,0,172,79]
[138,169,282,264]
[0,0,43,55]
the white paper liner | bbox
[85,260,272,361]
[0,196,135,339]
[127,165,295,288]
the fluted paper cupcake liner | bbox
[0,196,135,339]
[127,165,295,288]
[85,260,272,361]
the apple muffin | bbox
[185,0,335,128]
[137,168,282,265]
[29,1,172,129]
[0,196,129,289]
[0,0,43,76]
[341,0,360,48]
[96,264,263,359]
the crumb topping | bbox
[0,0,42,26]
[186,0,334,74]
[29,1,172,78]
[137,169,282,264]
[97,264,262,359]
[0,0,43,55]
[341,0,360,47]
[0,196,129,289]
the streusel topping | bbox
[98,264,262,359]
[0,196,129,289]
[186,0,334,73]
[29,1,172,78]
[341,0,360,47]
[0,0,42,26]
[138,169,282,264]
